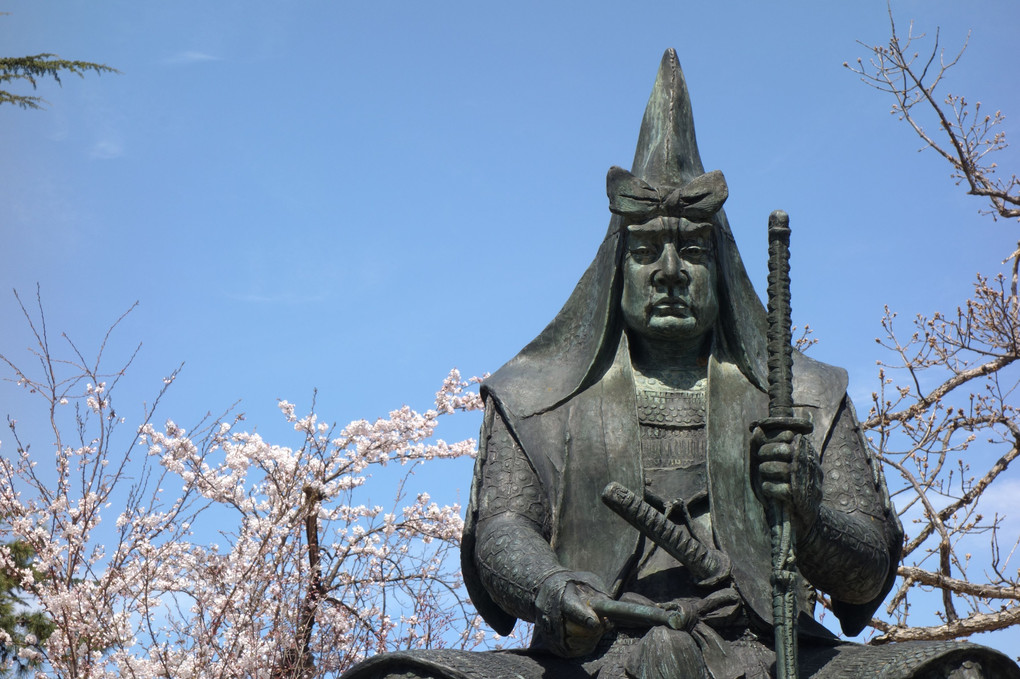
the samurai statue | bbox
[342,49,1020,679]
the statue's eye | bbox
[628,244,660,264]
[680,245,710,263]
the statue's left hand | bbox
[750,425,823,532]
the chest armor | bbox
[636,374,708,509]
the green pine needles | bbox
[0,54,118,110]
[0,541,53,677]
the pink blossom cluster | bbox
[1,360,501,678]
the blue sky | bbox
[2,0,1019,653]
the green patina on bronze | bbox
[341,50,1020,679]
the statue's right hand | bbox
[561,581,611,655]
[535,571,611,657]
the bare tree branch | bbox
[843,11,1020,644]
[846,9,1019,222]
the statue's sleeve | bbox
[473,408,571,622]
[796,396,898,609]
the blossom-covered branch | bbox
[0,295,496,678]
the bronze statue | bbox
[343,49,1020,679]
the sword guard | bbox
[750,416,813,436]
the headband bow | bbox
[606,167,728,222]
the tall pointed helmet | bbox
[632,47,706,186]
[482,49,769,421]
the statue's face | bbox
[621,216,718,343]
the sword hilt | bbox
[767,210,794,419]
[601,481,730,587]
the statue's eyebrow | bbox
[626,219,713,241]
[678,220,714,239]
[626,221,672,237]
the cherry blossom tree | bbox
[0,289,490,678]
[846,12,1020,644]
[11,11,1019,674]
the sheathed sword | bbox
[759,210,813,679]
[601,481,730,587]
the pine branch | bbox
[0,54,119,110]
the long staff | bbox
[761,210,812,679]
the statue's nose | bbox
[654,243,689,286]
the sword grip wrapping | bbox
[767,210,794,419]
[601,482,730,587]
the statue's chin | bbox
[634,316,709,344]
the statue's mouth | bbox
[650,298,689,316]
